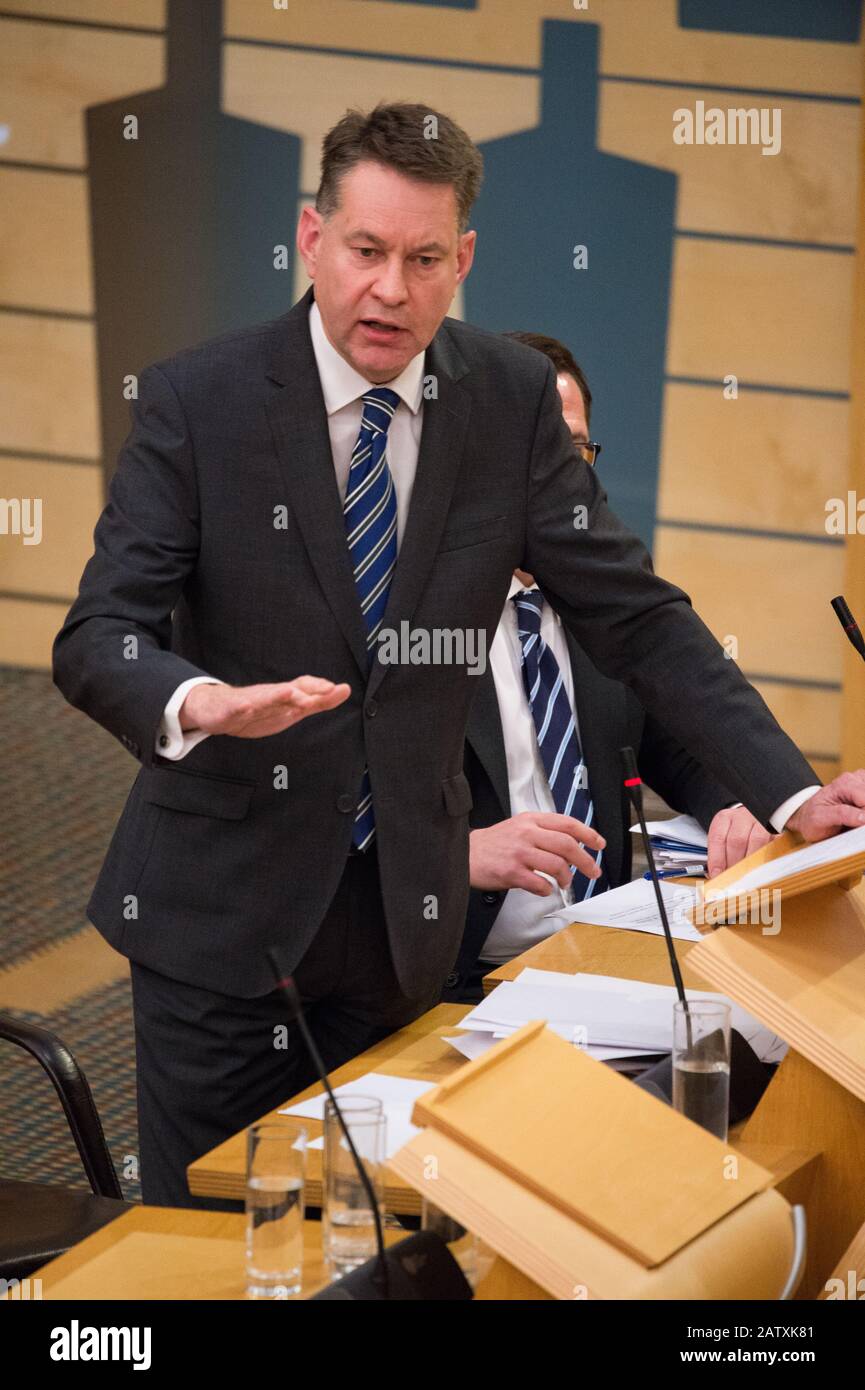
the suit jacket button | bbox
[337,793,355,813]
[445,972,459,989]
[482,892,500,905]
[158,734,169,748]
[365,700,378,718]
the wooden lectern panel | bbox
[412,1022,772,1267]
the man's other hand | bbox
[785,771,865,842]
[469,811,605,896]
[179,677,351,739]
[706,805,773,879]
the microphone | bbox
[267,953,472,1301]
[618,749,771,1121]
[621,747,688,1007]
[831,595,865,662]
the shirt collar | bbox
[309,299,425,417]
[508,574,539,601]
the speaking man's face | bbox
[297,159,476,383]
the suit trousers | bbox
[129,846,440,1209]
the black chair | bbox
[0,1013,135,1281]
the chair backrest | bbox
[0,1013,122,1198]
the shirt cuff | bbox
[769,786,821,833]
[156,677,225,760]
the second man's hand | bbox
[469,811,606,896]
[179,676,352,739]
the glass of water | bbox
[322,1096,386,1277]
[672,999,731,1141]
[245,1118,307,1298]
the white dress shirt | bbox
[155,300,426,758]
[479,578,588,965]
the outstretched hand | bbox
[179,677,352,739]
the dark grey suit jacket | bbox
[445,619,739,997]
[53,285,817,999]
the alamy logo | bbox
[0,496,42,545]
[49,1321,151,1370]
[673,101,781,156]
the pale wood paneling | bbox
[600,83,861,245]
[0,596,68,669]
[667,238,854,391]
[223,44,538,193]
[0,457,101,598]
[0,0,163,25]
[225,0,863,97]
[0,168,92,314]
[657,383,849,536]
[842,47,865,772]
[0,313,99,459]
[0,16,163,167]
[751,681,840,761]
[654,525,845,684]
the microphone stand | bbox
[266,953,389,1298]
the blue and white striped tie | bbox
[344,387,400,851]
[513,589,607,899]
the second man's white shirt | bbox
[479,577,584,964]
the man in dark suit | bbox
[53,103,865,1208]
[446,335,770,1003]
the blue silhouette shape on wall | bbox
[464,20,677,547]
[680,0,861,43]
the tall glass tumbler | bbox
[672,999,731,1141]
[245,1118,307,1298]
[322,1096,386,1277]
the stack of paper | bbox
[445,968,787,1071]
[630,813,708,876]
[542,875,701,940]
[279,1073,433,1159]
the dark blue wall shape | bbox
[87,0,300,489]
[679,0,862,43]
[464,20,677,546]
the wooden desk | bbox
[27,1206,398,1300]
[188,1004,472,1214]
[483,918,705,991]
[189,922,816,1217]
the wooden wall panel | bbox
[654,526,845,684]
[667,238,854,391]
[0,16,162,167]
[841,44,865,771]
[0,313,98,459]
[225,0,862,96]
[600,83,860,245]
[0,1,163,25]
[223,44,538,193]
[0,169,92,314]
[0,597,69,670]
[750,682,840,762]
[0,457,101,600]
[657,383,849,536]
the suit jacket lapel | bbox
[366,326,472,699]
[264,287,370,678]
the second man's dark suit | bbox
[444,612,738,1000]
